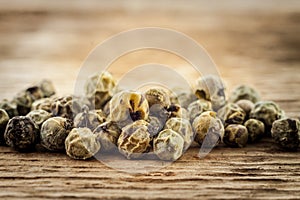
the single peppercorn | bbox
[187,99,212,122]
[4,116,39,151]
[85,71,117,109]
[271,118,300,151]
[217,103,246,126]
[244,119,265,143]
[165,117,194,151]
[224,124,248,148]
[167,104,189,119]
[65,127,101,160]
[74,106,106,131]
[0,99,18,118]
[250,101,284,132]
[153,129,184,161]
[38,79,56,98]
[117,120,151,159]
[193,75,226,111]
[31,98,53,113]
[145,88,171,108]
[51,95,88,120]
[93,121,121,152]
[26,109,52,129]
[25,85,44,101]
[192,111,224,147]
[14,91,34,115]
[40,117,73,151]
[0,109,9,145]
[110,91,149,128]
[229,85,260,103]
[236,99,254,120]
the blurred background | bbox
[0,0,299,116]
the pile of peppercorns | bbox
[0,71,299,161]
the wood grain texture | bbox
[0,1,299,199]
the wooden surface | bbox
[0,1,300,199]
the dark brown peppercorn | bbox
[271,118,300,151]
[4,116,39,151]
[0,109,9,145]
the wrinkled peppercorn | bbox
[74,106,106,131]
[4,116,39,151]
[250,101,284,132]
[145,88,171,108]
[187,99,212,123]
[217,103,246,126]
[271,118,300,151]
[153,129,184,161]
[117,120,151,159]
[31,98,53,113]
[40,117,73,151]
[110,91,149,128]
[192,111,224,147]
[165,117,194,151]
[224,124,248,148]
[14,91,34,115]
[229,85,260,103]
[65,127,101,160]
[236,99,254,120]
[26,109,52,129]
[244,119,265,143]
[94,121,121,152]
[193,75,226,111]
[85,71,117,109]
[167,104,189,119]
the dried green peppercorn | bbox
[250,101,284,131]
[271,118,300,151]
[165,117,194,151]
[244,119,265,143]
[236,99,254,119]
[4,116,39,151]
[117,120,151,159]
[229,85,260,103]
[65,127,101,160]
[193,75,226,111]
[110,91,149,128]
[0,109,9,145]
[14,91,34,115]
[217,103,246,126]
[145,88,171,108]
[51,96,88,120]
[94,121,121,152]
[25,85,44,101]
[187,99,212,122]
[153,129,184,161]
[0,99,18,118]
[31,98,53,113]
[26,109,52,129]
[192,111,224,147]
[85,71,117,109]
[38,79,56,97]
[74,106,106,131]
[224,124,248,148]
[167,104,189,119]
[40,117,73,151]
